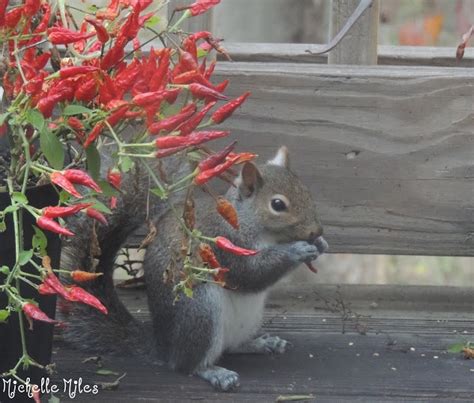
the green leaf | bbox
[59,190,71,204]
[32,226,48,256]
[18,250,33,266]
[63,105,93,116]
[150,187,167,200]
[119,156,133,173]
[40,129,64,170]
[48,395,60,403]
[0,266,10,275]
[11,192,28,204]
[96,180,118,197]
[25,109,45,131]
[0,218,5,232]
[0,310,10,322]
[0,112,9,126]
[91,200,112,215]
[197,48,209,58]
[86,145,101,180]
[144,15,160,28]
[186,151,201,161]
[183,287,193,298]
[447,342,466,353]
[96,369,120,376]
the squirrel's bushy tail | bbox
[60,156,188,357]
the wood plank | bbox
[47,286,474,402]
[219,43,474,67]
[209,63,474,256]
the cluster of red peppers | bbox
[1,0,259,331]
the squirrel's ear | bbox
[268,146,290,168]
[238,162,263,198]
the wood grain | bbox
[211,63,474,256]
[47,286,474,402]
[219,43,474,68]
[328,0,379,65]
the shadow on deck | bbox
[51,285,473,402]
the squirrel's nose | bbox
[308,227,323,243]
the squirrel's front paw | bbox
[288,241,320,263]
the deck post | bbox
[328,0,380,65]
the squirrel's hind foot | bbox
[196,365,240,392]
[229,334,290,355]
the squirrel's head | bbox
[231,146,324,246]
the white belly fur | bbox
[221,288,267,351]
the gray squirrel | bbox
[61,146,328,392]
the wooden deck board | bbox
[48,285,474,402]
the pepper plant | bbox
[0,0,256,387]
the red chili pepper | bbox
[38,282,56,295]
[33,3,51,33]
[178,49,199,72]
[98,74,118,105]
[66,286,108,314]
[119,2,140,40]
[164,88,181,104]
[107,105,129,127]
[107,168,121,190]
[110,196,118,209]
[216,197,239,229]
[215,236,259,256]
[198,141,236,172]
[149,50,170,91]
[62,169,102,193]
[101,36,127,70]
[67,117,85,131]
[228,151,258,164]
[71,270,103,282]
[59,66,99,79]
[178,0,220,17]
[155,130,229,149]
[23,74,45,96]
[74,77,98,102]
[211,92,251,124]
[213,267,229,284]
[37,216,75,237]
[115,59,141,93]
[50,172,82,198]
[86,207,108,225]
[83,122,104,148]
[0,0,7,27]
[194,155,239,185]
[32,52,51,70]
[47,26,95,45]
[199,243,220,268]
[204,60,216,79]
[132,90,166,107]
[24,0,41,17]
[36,93,63,118]
[85,16,109,43]
[22,303,57,324]
[179,101,216,136]
[43,272,70,299]
[173,70,201,85]
[155,145,188,158]
[43,203,91,218]
[148,103,197,135]
[5,7,23,29]
[189,83,228,101]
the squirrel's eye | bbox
[271,198,287,212]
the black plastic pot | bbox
[0,185,60,403]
